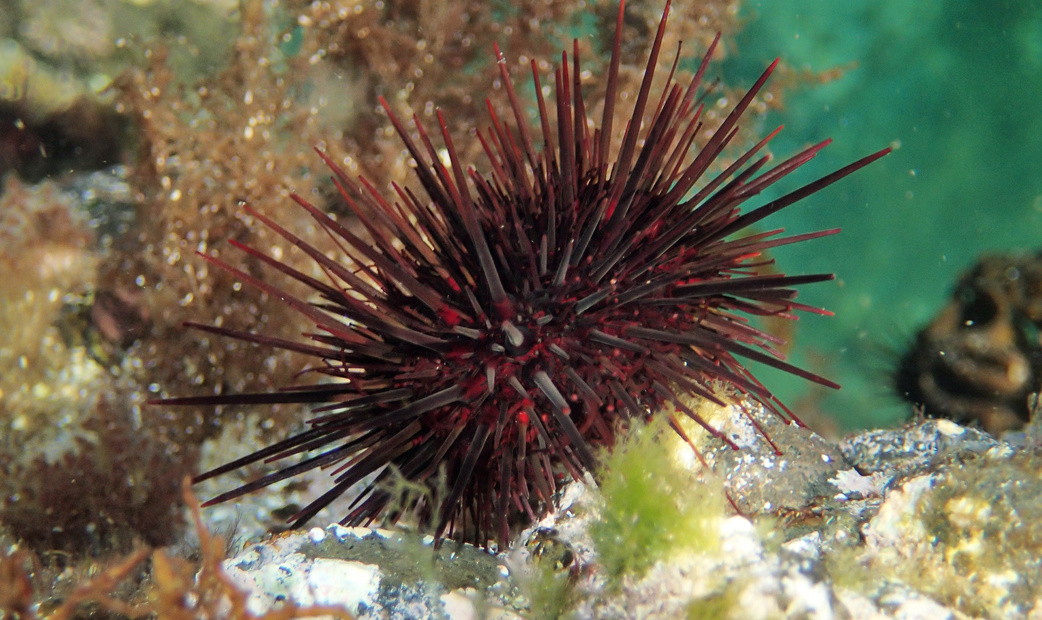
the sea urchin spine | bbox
[156,1,890,548]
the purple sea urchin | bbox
[156,1,889,547]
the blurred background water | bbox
[0,0,1037,567]
[723,0,1042,431]
[2,0,1037,441]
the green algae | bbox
[589,417,724,585]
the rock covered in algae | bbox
[855,427,1042,617]
[212,396,1042,619]
[221,524,522,620]
[0,169,190,554]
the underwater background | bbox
[0,0,1033,458]
[2,0,1034,439]
[727,0,1042,431]
[0,0,1037,562]
[2,0,1042,612]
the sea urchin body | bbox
[157,1,890,548]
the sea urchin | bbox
[157,1,889,548]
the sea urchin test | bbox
[155,0,890,548]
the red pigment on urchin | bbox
[155,0,889,548]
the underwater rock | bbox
[221,525,521,620]
[854,425,1042,618]
[214,401,1042,619]
[0,38,124,181]
[841,418,1003,479]
[698,397,852,515]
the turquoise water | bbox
[723,1,1042,430]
